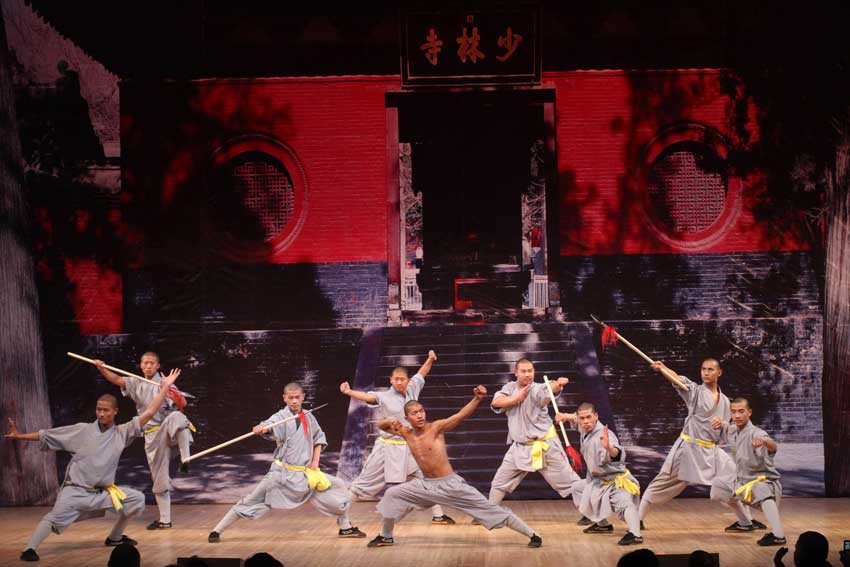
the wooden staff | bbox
[182,403,329,463]
[67,351,195,398]
[589,315,687,390]
[542,375,583,474]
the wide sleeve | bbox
[491,382,514,414]
[530,382,557,408]
[262,410,290,442]
[38,422,90,453]
[674,375,697,405]
[407,373,425,398]
[117,416,143,447]
[310,416,328,448]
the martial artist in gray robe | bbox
[489,381,581,502]
[22,417,145,554]
[572,421,641,535]
[122,372,193,524]
[209,407,354,538]
[639,374,738,519]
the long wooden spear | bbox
[67,351,195,398]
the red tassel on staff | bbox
[601,325,619,348]
[167,386,187,411]
[565,444,584,475]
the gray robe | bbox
[659,375,732,486]
[38,418,145,533]
[350,374,424,497]
[712,420,781,508]
[490,381,581,496]
[122,372,194,493]
[229,407,350,520]
[571,421,640,522]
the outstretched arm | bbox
[138,369,180,427]
[435,385,486,433]
[491,383,531,409]
[94,359,126,389]
[417,350,438,379]
[4,418,40,441]
[547,376,570,395]
[650,361,687,389]
[376,419,409,438]
[339,381,378,404]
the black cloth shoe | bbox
[757,533,787,546]
[105,535,137,547]
[178,461,190,474]
[432,515,456,525]
[751,519,768,530]
[618,532,644,546]
[576,516,593,526]
[367,535,394,547]
[339,526,366,538]
[208,531,221,543]
[146,521,173,530]
[528,534,543,548]
[20,548,39,562]
[583,522,614,533]
[725,521,755,532]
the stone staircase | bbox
[339,322,610,500]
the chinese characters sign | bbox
[401,6,541,87]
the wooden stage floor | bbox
[1,499,847,567]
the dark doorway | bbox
[402,100,541,310]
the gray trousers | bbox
[491,444,582,498]
[43,485,145,534]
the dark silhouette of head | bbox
[794,531,829,567]
[617,548,659,567]
[245,552,284,567]
[107,543,140,567]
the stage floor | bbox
[1,499,847,567]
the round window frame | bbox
[638,124,741,250]
[207,135,308,258]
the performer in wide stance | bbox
[7,369,180,562]
[638,359,761,531]
[710,398,785,546]
[487,358,582,506]
[208,382,364,543]
[340,349,454,524]
[556,403,642,545]
[368,385,543,548]
[94,352,194,530]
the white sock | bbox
[638,498,650,520]
[337,512,352,530]
[505,514,535,538]
[733,501,752,526]
[381,518,395,538]
[25,520,53,551]
[212,509,240,534]
[431,505,445,517]
[761,500,784,538]
[625,508,641,536]
[489,488,506,505]
[155,492,171,524]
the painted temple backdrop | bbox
[1,0,848,506]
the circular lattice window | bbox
[647,141,727,235]
[227,153,296,242]
[207,136,307,259]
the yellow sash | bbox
[144,421,197,434]
[378,437,407,446]
[735,475,768,503]
[602,469,640,495]
[104,485,127,511]
[521,426,558,470]
[679,432,716,449]
[274,460,332,492]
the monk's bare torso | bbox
[398,423,453,478]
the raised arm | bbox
[547,376,569,395]
[138,369,180,427]
[376,419,409,438]
[339,381,378,404]
[4,418,40,441]
[94,359,126,389]
[650,361,687,389]
[416,350,438,379]
[434,385,486,433]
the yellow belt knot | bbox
[276,461,332,492]
[144,420,197,434]
[603,469,640,495]
[735,475,768,503]
[521,426,558,470]
[104,485,127,511]
[378,437,407,446]
[679,432,716,449]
